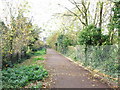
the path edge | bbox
[54,50,118,89]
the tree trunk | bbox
[99,2,104,46]
[84,44,88,66]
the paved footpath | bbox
[45,49,111,88]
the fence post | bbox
[84,45,88,66]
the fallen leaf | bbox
[82,80,84,82]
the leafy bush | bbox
[2,65,48,88]
[33,57,45,61]
[78,24,109,45]
[57,34,73,54]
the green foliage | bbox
[0,1,43,68]
[33,57,45,61]
[2,65,48,88]
[57,34,73,47]
[33,49,46,56]
[108,2,120,44]
[112,3,120,29]
[78,24,110,45]
[56,34,74,54]
[30,82,42,88]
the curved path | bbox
[45,49,111,88]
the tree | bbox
[62,0,90,26]
[1,0,42,67]
[47,31,60,49]
[78,24,110,45]
[57,34,73,54]
[98,1,104,45]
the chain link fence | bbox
[57,45,119,85]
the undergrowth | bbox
[2,48,48,88]
[2,65,48,88]
[33,56,45,61]
[33,49,46,56]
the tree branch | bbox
[68,0,85,18]
[64,6,86,26]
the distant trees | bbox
[47,32,59,49]
[47,0,117,47]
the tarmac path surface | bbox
[45,49,110,88]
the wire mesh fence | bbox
[57,45,119,84]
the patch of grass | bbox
[33,49,46,56]
[33,57,45,61]
[2,65,48,88]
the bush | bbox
[78,24,109,45]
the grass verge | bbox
[33,56,45,61]
[2,49,48,88]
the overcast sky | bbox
[27,0,99,27]
[27,0,74,27]
[26,0,75,38]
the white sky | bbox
[27,0,75,38]
[27,0,76,39]
[27,0,74,27]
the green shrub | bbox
[2,65,48,88]
[78,24,109,45]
